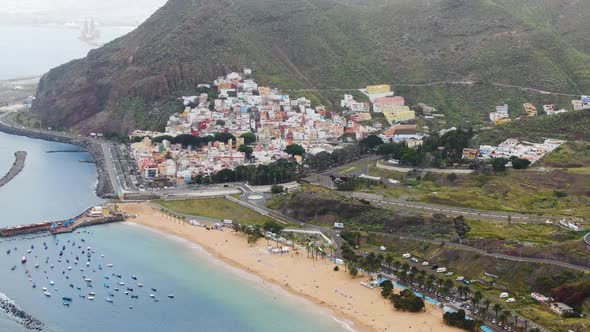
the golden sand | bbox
[120,202,460,332]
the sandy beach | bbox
[120,202,460,332]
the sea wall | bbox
[0,151,26,188]
[0,121,114,198]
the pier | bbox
[0,205,125,238]
[0,151,27,188]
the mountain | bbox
[32,0,590,134]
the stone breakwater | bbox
[0,122,114,198]
[0,293,44,331]
[0,151,26,188]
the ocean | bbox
[0,25,134,80]
[0,125,350,331]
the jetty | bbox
[0,151,27,188]
[0,205,125,237]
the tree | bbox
[263,220,284,234]
[472,291,483,308]
[271,184,285,194]
[349,265,359,277]
[238,144,253,159]
[511,157,531,169]
[359,135,383,150]
[493,303,503,318]
[443,309,477,330]
[446,172,458,182]
[240,132,256,145]
[284,144,306,157]
[380,280,394,298]
[453,215,471,240]
[390,289,425,312]
[491,158,507,172]
[483,298,491,314]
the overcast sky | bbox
[0,0,167,26]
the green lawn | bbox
[155,198,275,225]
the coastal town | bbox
[1,71,590,332]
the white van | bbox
[402,253,411,259]
[436,267,447,273]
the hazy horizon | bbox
[0,0,167,26]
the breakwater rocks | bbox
[0,293,44,331]
[0,122,114,198]
[0,151,26,188]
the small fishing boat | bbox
[131,295,138,299]
[69,284,74,288]
[87,296,95,300]
[104,283,110,288]
[106,298,113,303]
[32,284,36,288]
[84,278,92,283]
[6,249,10,254]
[136,283,143,288]
[88,292,96,296]
[124,291,128,295]
[132,275,137,280]
[149,294,155,298]
[34,264,39,269]
[42,287,47,291]
[21,256,27,264]
[49,281,54,285]
[63,302,70,306]
[151,288,157,292]
[106,264,113,267]
[44,291,51,297]
[118,282,125,286]
[114,288,119,292]
[68,266,72,270]
[79,294,85,298]
[10,266,16,271]
[27,249,31,254]
[168,294,175,299]
[62,296,73,302]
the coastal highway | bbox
[101,142,123,198]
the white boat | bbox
[84,278,92,283]
[87,296,95,300]
[106,298,113,303]
[149,294,155,298]
[68,266,72,270]
[42,287,47,291]
[49,281,54,285]
[21,256,27,264]
[106,264,113,267]
[44,291,51,297]
[34,264,39,268]
[137,282,144,287]
[118,282,125,286]
[167,294,174,299]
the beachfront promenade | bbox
[0,151,26,188]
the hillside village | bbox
[128,69,584,183]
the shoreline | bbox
[121,202,460,332]
[0,116,114,198]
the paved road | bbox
[101,142,122,198]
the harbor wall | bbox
[0,151,26,188]
[0,121,114,198]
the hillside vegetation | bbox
[32,0,590,133]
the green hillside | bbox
[31,0,590,133]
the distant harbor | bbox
[0,151,26,188]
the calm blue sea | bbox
[0,135,350,332]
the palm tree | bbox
[385,254,394,272]
[500,310,510,326]
[393,260,401,272]
[498,312,507,326]
[483,298,491,315]
[493,303,502,318]
[472,290,483,309]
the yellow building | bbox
[383,109,416,124]
[523,103,537,116]
[366,84,391,94]
[494,117,512,125]
[381,104,410,114]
